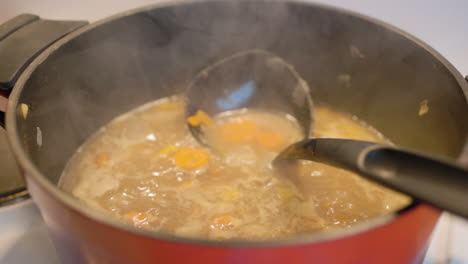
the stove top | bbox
[0,200,59,264]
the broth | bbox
[60,96,410,240]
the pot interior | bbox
[12,1,468,199]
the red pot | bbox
[1,1,466,263]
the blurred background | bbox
[1,0,467,263]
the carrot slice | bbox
[187,114,202,126]
[125,211,148,225]
[213,214,233,226]
[197,110,215,126]
[187,110,214,127]
[256,130,284,150]
[218,120,258,143]
[95,152,111,168]
[174,147,210,170]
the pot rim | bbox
[5,0,467,248]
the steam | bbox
[25,0,450,185]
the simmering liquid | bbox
[60,96,410,240]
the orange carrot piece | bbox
[256,130,284,150]
[218,120,258,143]
[213,214,233,226]
[197,110,214,126]
[95,152,111,168]
[187,110,214,127]
[174,147,210,170]
[187,115,202,126]
[125,211,148,225]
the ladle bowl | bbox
[185,49,313,146]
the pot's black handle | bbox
[277,138,468,219]
[0,14,88,127]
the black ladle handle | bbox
[276,138,468,218]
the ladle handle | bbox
[279,138,468,218]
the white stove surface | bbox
[1,0,468,263]
[0,200,59,264]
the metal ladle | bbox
[185,49,313,146]
[185,49,468,219]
